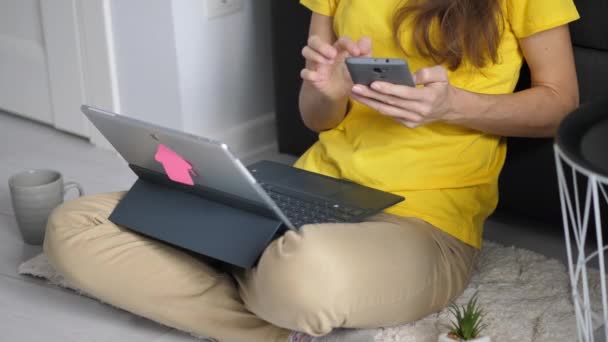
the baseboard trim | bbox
[214,112,277,160]
[90,112,278,161]
[239,142,279,166]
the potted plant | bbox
[438,293,490,342]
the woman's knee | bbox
[243,225,351,335]
[49,192,125,228]
[44,192,125,276]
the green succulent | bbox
[446,292,487,340]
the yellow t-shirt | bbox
[296,0,579,248]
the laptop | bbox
[82,105,404,267]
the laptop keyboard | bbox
[260,183,365,227]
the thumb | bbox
[413,65,448,86]
[357,37,372,57]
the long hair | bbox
[393,0,504,70]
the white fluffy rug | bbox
[18,241,603,342]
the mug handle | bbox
[63,181,84,198]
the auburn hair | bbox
[393,0,504,70]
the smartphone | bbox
[346,57,415,87]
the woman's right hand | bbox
[300,36,372,101]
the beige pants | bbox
[44,192,478,342]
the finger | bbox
[352,85,402,106]
[413,65,449,86]
[308,35,338,59]
[351,94,424,123]
[335,49,351,63]
[352,85,427,114]
[369,81,426,101]
[300,68,326,82]
[302,46,334,65]
[357,37,373,57]
[396,118,422,129]
[334,36,361,56]
[370,81,442,117]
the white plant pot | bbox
[437,333,491,342]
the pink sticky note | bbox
[154,144,195,186]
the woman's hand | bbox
[350,65,457,128]
[301,35,372,101]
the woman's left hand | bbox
[350,65,456,128]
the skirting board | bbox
[211,112,279,163]
[89,112,283,165]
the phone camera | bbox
[373,67,385,74]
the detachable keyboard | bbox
[260,183,365,227]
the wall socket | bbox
[205,0,244,19]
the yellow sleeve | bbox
[507,0,580,38]
[300,0,338,17]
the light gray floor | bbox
[0,111,587,341]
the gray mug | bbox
[8,170,84,245]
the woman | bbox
[44,0,579,341]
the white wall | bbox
[109,0,277,160]
[110,0,183,131]
[171,0,276,159]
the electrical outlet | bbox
[205,0,244,19]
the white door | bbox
[0,0,118,141]
[0,0,54,125]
